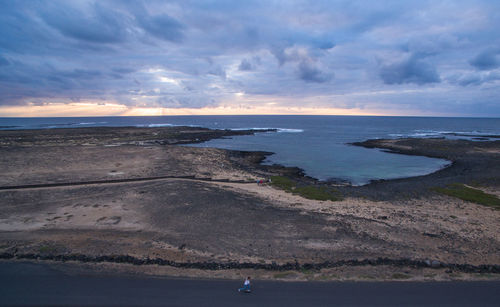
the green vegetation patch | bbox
[294,186,342,201]
[270,176,295,191]
[433,183,500,209]
[300,268,316,275]
[391,273,411,280]
[270,176,342,201]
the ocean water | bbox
[1,115,499,185]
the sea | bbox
[1,115,499,185]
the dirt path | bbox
[0,175,255,191]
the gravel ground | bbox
[0,127,499,280]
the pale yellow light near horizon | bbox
[0,102,386,117]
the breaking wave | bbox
[230,127,304,133]
[389,129,500,139]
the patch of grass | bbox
[468,180,482,188]
[315,274,339,281]
[270,176,295,191]
[294,186,342,201]
[433,183,500,209]
[300,268,315,275]
[391,273,411,279]
[270,176,342,201]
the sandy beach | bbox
[0,126,499,281]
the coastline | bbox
[344,138,500,200]
[0,126,499,281]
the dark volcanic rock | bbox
[1,252,499,274]
[0,126,276,147]
[346,138,500,200]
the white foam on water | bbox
[388,129,500,140]
[137,123,204,128]
[230,127,304,133]
[148,123,174,127]
[277,128,304,133]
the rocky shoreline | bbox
[343,138,500,200]
[0,125,277,147]
[0,126,499,281]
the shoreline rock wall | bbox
[1,253,498,274]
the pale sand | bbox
[211,181,500,265]
[2,178,499,265]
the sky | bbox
[0,0,499,117]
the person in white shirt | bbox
[238,276,251,292]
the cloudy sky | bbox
[1,0,499,117]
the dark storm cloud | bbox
[469,49,500,70]
[317,41,335,50]
[0,58,112,105]
[457,74,483,87]
[452,71,500,87]
[136,13,184,43]
[298,60,332,83]
[238,59,253,71]
[60,69,102,80]
[379,54,440,85]
[0,0,499,116]
[0,2,50,53]
[41,2,127,44]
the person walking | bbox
[238,276,251,293]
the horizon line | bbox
[1,114,499,119]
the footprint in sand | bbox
[96,216,121,225]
